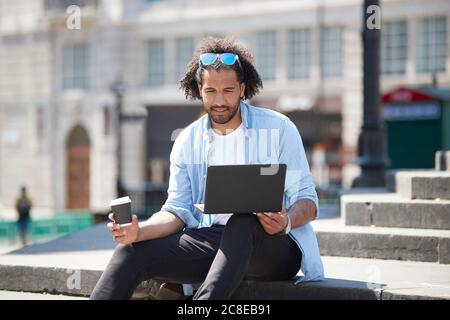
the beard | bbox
[207,102,240,125]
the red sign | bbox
[382,87,437,103]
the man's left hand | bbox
[256,207,288,235]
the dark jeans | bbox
[90,214,302,300]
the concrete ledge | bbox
[387,170,450,200]
[0,290,88,300]
[342,193,450,229]
[0,262,379,300]
[411,176,450,200]
[1,256,449,300]
[381,288,450,300]
[1,224,450,300]
[230,278,380,300]
[135,277,381,300]
[0,265,102,296]
[439,238,450,264]
[313,218,450,263]
[317,232,440,262]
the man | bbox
[91,37,323,300]
[15,186,32,246]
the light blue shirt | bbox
[160,101,324,283]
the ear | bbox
[240,83,246,99]
[198,84,202,98]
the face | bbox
[198,69,245,126]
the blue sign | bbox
[382,103,440,121]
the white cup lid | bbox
[109,196,131,206]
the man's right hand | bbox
[107,213,140,244]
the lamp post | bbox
[352,0,388,187]
[109,76,127,198]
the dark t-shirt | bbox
[17,198,31,221]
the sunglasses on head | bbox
[199,53,243,70]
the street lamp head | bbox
[109,76,127,96]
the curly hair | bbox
[180,37,263,101]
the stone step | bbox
[386,170,450,200]
[2,223,450,300]
[342,193,450,230]
[0,290,87,300]
[1,250,450,300]
[312,218,450,264]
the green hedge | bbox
[0,212,94,242]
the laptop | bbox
[194,164,286,214]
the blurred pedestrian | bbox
[15,186,32,246]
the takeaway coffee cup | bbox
[110,196,132,225]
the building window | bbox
[62,43,90,90]
[255,31,277,80]
[416,17,447,73]
[175,37,195,82]
[381,21,407,74]
[147,39,165,87]
[287,29,310,79]
[320,27,342,78]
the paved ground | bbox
[0,290,87,300]
[322,256,450,299]
[0,243,22,255]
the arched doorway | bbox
[66,125,90,209]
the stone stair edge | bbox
[341,193,450,203]
[341,198,450,230]
[385,169,450,200]
[1,263,447,300]
[312,219,450,236]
